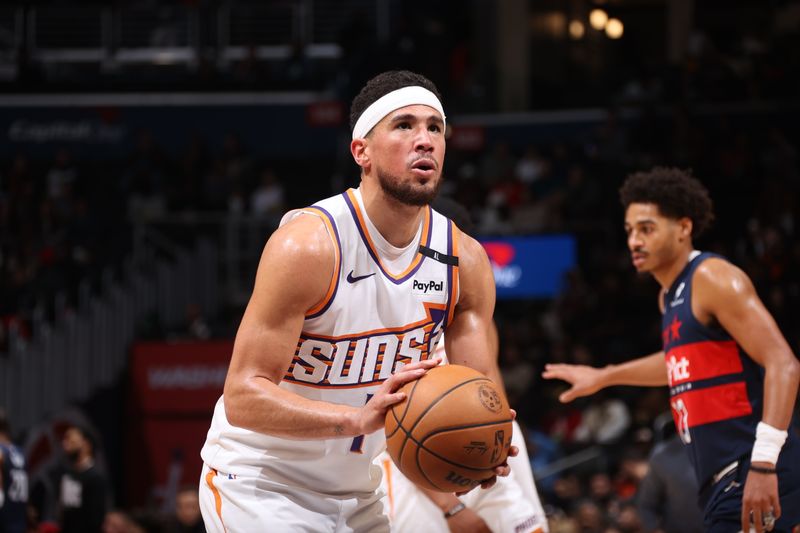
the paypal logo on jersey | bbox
[412,278,445,296]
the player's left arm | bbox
[694,258,800,532]
[444,231,497,380]
[444,231,516,489]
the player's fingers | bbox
[559,388,578,403]
[752,508,764,533]
[376,391,407,408]
[507,445,519,458]
[772,497,782,519]
[480,477,497,490]
[509,408,517,421]
[397,358,439,373]
[385,368,427,391]
[541,366,564,380]
[493,463,510,477]
[742,506,751,533]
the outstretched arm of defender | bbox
[543,352,669,403]
[223,214,437,440]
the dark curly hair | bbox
[619,167,715,238]
[349,70,442,134]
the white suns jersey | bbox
[201,188,460,496]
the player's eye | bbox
[428,124,441,133]
[397,122,411,130]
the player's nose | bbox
[414,127,434,152]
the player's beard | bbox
[377,167,441,207]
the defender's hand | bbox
[741,464,780,533]
[542,363,604,403]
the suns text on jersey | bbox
[283,320,443,387]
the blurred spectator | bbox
[185,304,210,341]
[102,510,145,533]
[0,408,28,533]
[573,392,631,445]
[163,485,203,533]
[614,502,643,533]
[575,499,606,532]
[499,342,534,405]
[250,168,285,218]
[57,425,110,533]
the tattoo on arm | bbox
[334,424,344,436]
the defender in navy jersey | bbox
[0,410,28,533]
[544,167,800,533]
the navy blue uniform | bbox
[0,442,28,533]
[661,252,800,532]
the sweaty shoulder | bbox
[693,256,750,293]
[257,212,335,312]
[455,231,494,307]
[691,256,754,320]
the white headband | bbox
[352,86,446,140]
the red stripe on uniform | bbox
[671,381,752,428]
[665,340,742,386]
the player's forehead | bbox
[380,104,444,126]
[624,202,666,225]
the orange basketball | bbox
[385,364,513,492]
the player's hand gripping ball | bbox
[385,364,513,492]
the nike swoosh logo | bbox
[346,270,376,283]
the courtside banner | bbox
[480,235,576,299]
[129,340,233,415]
[126,340,232,506]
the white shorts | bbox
[378,421,548,533]
[199,463,390,533]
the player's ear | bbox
[678,217,693,241]
[350,138,370,168]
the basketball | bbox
[385,364,513,492]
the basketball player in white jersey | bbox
[199,70,512,532]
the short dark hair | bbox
[349,70,442,133]
[68,423,97,454]
[619,167,715,238]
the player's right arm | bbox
[542,351,668,403]
[223,214,437,439]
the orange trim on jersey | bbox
[299,317,435,342]
[446,223,460,326]
[205,468,227,533]
[304,206,342,317]
[382,457,395,518]
[345,189,431,280]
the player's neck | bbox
[358,181,425,248]
[652,246,694,290]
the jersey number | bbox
[8,469,28,502]
[671,398,692,444]
[349,394,374,453]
